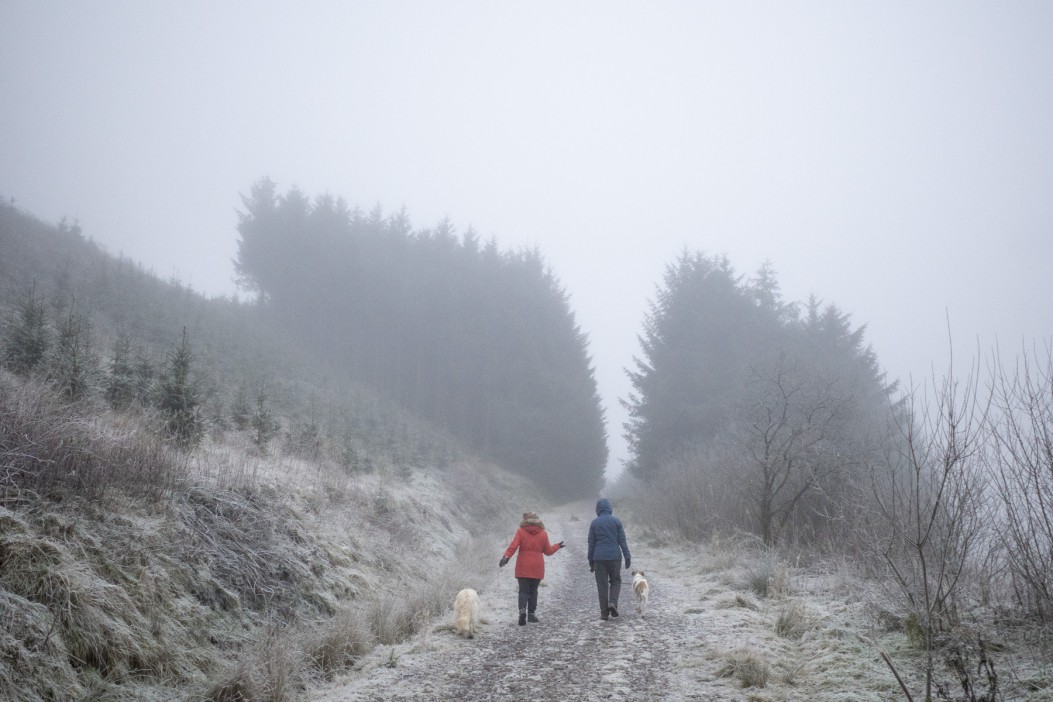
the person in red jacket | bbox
[499,511,565,625]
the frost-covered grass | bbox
[630,517,1053,702]
[0,378,536,701]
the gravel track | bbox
[312,503,740,702]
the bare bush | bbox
[987,344,1053,622]
[636,442,752,542]
[864,354,989,701]
[0,374,186,503]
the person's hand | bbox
[557,541,565,549]
[624,558,631,570]
[499,556,509,568]
[589,562,594,573]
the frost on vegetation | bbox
[716,592,761,611]
[774,601,812,640]
[718,647,771,688]
[0,402,526,702]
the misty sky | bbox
[3,2,1052,479]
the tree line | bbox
[234,179,607,498]
[624,250,899,545]
[624,249,1053,698]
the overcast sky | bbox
[3,2,1051,479]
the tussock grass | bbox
[775,602,812,639]
[742,549,791,599]
[718,647,771,688]
[0,590,81,701]
[303,608,373,680]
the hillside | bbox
[0,202,547,700]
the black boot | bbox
[609,605,619,618]
[518,610,527,626]
[527,612,540,623]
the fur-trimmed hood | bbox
[520,517,546,530]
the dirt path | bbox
[310,502,1027,702]
[311,502,763,702]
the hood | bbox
[520,518,546,530]
[595,498,612,516]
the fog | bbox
[2,2,1051,479]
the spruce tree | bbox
[158,327,202,449]
[3,282,51,376]
[105,334,136,410]
[250,388,279,454]
[50,299,96,400]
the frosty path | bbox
[311,504,902,701]
[312,504,751,702]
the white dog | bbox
[453,588,481,638]
[631,569,649,615]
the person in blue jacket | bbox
[587,497,631,620]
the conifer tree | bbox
[3,282,51,376]
[105,334,136,409]
[158,327,202,449]
[230,386,251,431]
[50,299,96,400]
[250,388,279,454]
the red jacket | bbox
[503,519,561,579]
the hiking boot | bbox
[518,611,527,626]
[609,606,619,618]
[527,613,540,623]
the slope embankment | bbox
[0,378,538,701]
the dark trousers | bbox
[517,577,540,613]
[593,559,622,614]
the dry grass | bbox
[0,376,185,504]
[718,647,771,688]
[0,373,529,701]
[774,601,812,639]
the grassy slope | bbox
[0,374,541,701]
[0,203,546,700]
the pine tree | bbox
[158,327,202,449]
[50,299,96,400]
[105,334,136,410]
[230,386,251,431]
[3,282,51,376]
[250,388,279,454]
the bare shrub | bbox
[988,344,1053,622]
[935,635,999,702]
[0,374,185,504]
[718,647,771,688]
[863,352,989,701]
[637,442,751,542]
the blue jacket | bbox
[587,498,630,564]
